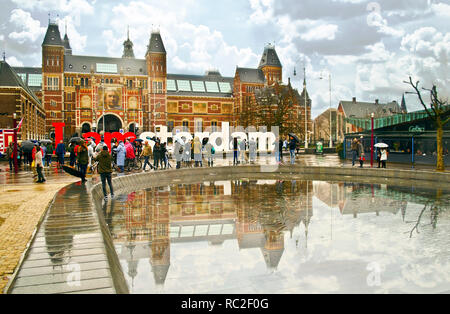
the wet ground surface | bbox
[8,181,115,294]
[1,155,449,294]
[109,179,450,294]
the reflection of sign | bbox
[409,125,425,133]
[128,97,138,109]
[81,95,91,108]
[98,87,122,110]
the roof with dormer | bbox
[42,23,63,47]
[147,31,166,54]
[258,44,282,69]
[0,61,41,106]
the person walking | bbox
[380,148,388,168]
[6,143,14,171]
[124,139,135,170]
[233,137,239,165]
[77,140,89,182]
[56,140,66,168]
[141,141,154,171]
[289,136,297,165]
[193,137,202,167]
[174,139,183,169]
[116,141,126,173]
[204,140,214,167]
[40,143,47,167]
[249,138,257,164]
[35,146,46,183]
[153,141,162,170]
[357,138,365,168]
[351,138,358,167]
[161,143,169,169]
[45,142,54,168]
[94,145,114,200]
[69,142,76,167]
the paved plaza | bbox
[0,154,449,294]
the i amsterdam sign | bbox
[52,122,279,152]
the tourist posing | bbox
[94,145,114,200]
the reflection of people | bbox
[102,89,121,110]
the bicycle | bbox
[125,157,142,172]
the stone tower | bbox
[258,43,282,86]
[146,30,167,130]
[42,22,65,134]
[122,27,135,59]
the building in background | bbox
[338,97,403,135]
[313,108,344,145]
[11,21,311,139]
[0,60,46,141]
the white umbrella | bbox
[174,135,185,146]
[375,143,389,148]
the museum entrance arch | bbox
[97,114,123,133]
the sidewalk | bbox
[0,163,78,293]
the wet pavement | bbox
[8,181,116,294]
[109,179,450,294]
[1,154,449,294]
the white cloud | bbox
[301,24,339,41]
[10,0,95,25]
[103,1,259,75]
[431,2,450,17]
[8,9,46,44]
[248,0,274,25]
[6,56,24,67]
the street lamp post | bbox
[13,113,18,173]
[320,72,332,148]
[371,112,374,168]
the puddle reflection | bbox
[103,180,450,294]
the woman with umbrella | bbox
[375,143,389,169]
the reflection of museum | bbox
[12,22,311,138]
[107,180,313,287]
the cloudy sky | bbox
[1,0,449,118]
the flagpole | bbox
[13,113,18,173]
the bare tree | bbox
[405,77,450,171]
[251,82,303,137]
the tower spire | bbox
[303,67,306,88]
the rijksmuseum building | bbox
[11,22,311,138]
